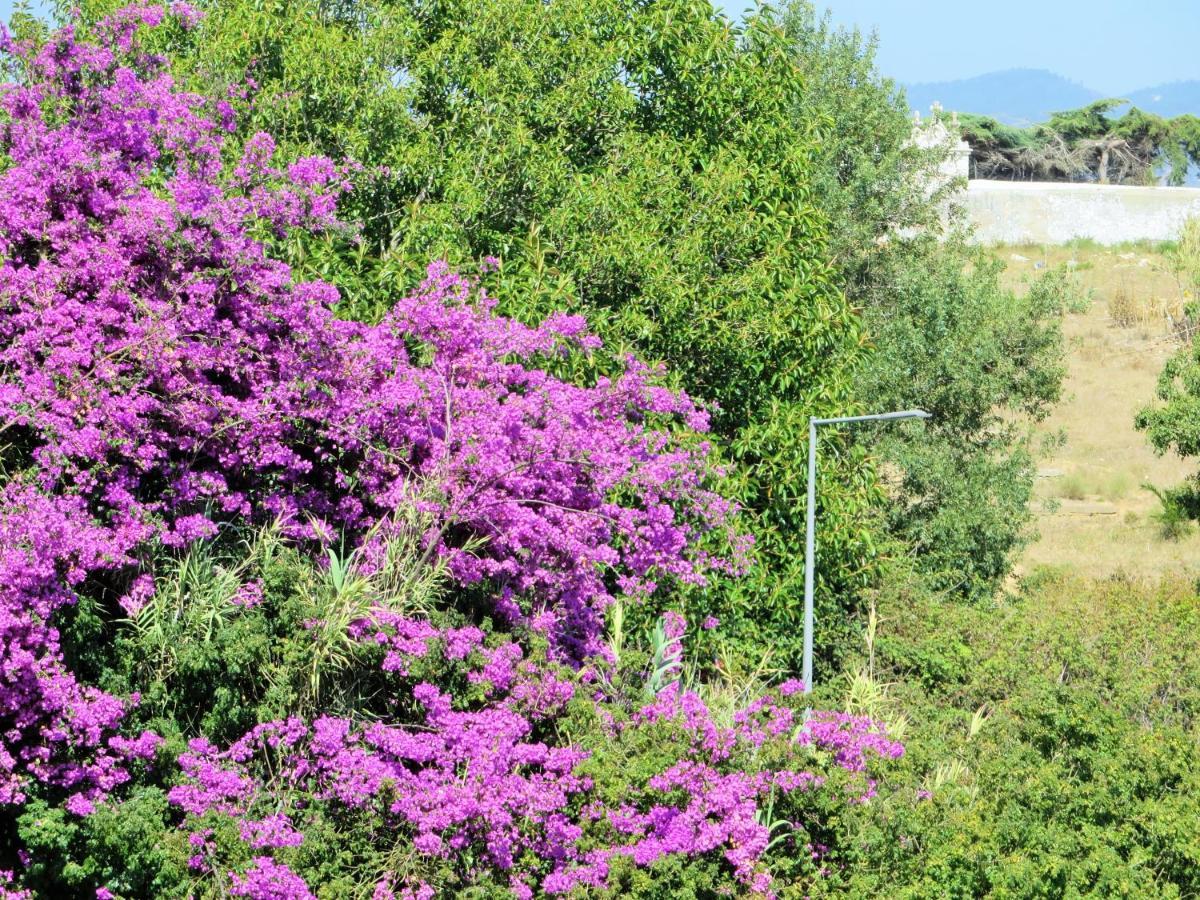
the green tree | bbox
[779,3,1067,600]
[1136,220,1200,476]
[962,100,1200,185]
[859,244,1067,597]
[779,2,949,282]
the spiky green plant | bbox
[1144,483,1193,541]
[294,505,462,711]
[643,617,682,700]
[127,524,285,683]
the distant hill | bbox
[1120,81,1200,119]
[903,69,1102,126]
[905,71,1200,127]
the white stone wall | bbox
[965,180,1200,245]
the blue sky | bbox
[719,0,1199,94]
[2,0,1196,95]
[0,0,47,24]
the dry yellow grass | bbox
[998,243,1200,580]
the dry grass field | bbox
[999,242,1200,580]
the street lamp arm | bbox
[811,409,932,426]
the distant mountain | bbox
[1120,81,1200,119]
[903,69,1102,126]
[905,70,1200,126]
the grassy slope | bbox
[1000,243,1200,578]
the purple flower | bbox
[232,580,265,609]
[229,858,315,899]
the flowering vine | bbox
[0,2,739,811]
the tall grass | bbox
[300,510,453,708]
[127,524,286,684]
[125,501,460,718]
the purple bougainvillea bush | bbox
[167,618,903,899]
[0,7,902,897]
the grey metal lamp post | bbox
[802,409,932,696]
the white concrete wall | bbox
[965,180,1200,245]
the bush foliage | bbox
[859,243,1067,598]
[1138,217,1200,478]
[0,0,1093,896]
[821,572,1200,897]
[780,2,1068,603]
[0,9,904,897]
[63,0,898,670]
[63,0,1071,667]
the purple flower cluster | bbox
[0,5,736,810]
[0,487,163,807]
[168,614,903,898]
[229,857,316,900]
[799,710,906,804]
[0,869,31,900]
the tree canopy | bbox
[960,100,1200,185]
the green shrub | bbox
[858,244,1069,599]
[1136,220,1200,469]
[822,574,1200,897]
[1144,483,1195,540]
[15,789,190,899]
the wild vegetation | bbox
[960,100,1200,184]
[0,10,891,896]
[42,0,1070,669]
[91,0,880,671]
[0,0,1194,897]
[821,570,1200,898]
